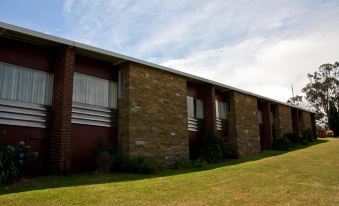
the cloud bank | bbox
[62,0,339,102]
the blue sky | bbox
[1,0,339,102]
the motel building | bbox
[0,22,316,174]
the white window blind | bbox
[187,96,194,118]
[195,99,204,119]
[0,62,54,105]
[215,100,227,119]
[73,73,117,108]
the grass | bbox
[0,138,338,206]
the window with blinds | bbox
[0,62,53,128]
[187,96,204,131]
[186,96,204,119]
[215,100,227,119]
[72,73,117,108]
[0,62,54,105]
[72,73,117,127]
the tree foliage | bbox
[295,62,339,128]
[287,95,303,106]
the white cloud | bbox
[63,0,74,13]
[62,0,339,103]
[161,31,339,102]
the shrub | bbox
[175,158,193,169]
[0,141,38,186]
[94,140,117,173]
[127,156,158,174]
[302,128,314,143]
[285,133,300,144]
[0,144,18,186]
[175,158,208,170]
[191,134,230,163]
[191,158,208,168]
[273,136,291,151]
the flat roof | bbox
[0,21,314,113]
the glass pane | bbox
[0,62,54,105]
[195,99,204,119]
[73,73,117,108]
[187,96,194,118]
[215,100,219,118]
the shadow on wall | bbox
[0,139,329,196]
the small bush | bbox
[191,158,208,168]
[94,140,117,173]
[175,158,208,170]
[175,158,192,169]
[127,156,158,174]
[285,133,300,144]
[0,144,18,186]
[302,128,314,143]
[191,134,230,163]
[273,136,291,151]
[0,141,38,186]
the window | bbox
[258,111,263,124]
[73,73,117,108]
[0,62,54,105]
[270,110,274,125]
[187,96,204,119]
[215,100,227,119]
[118,69,124,98]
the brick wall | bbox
[203,85,217,136]
[118,62,189,167]
[228,91,260,157]
[275,104,293,139]
[50,46,75,174]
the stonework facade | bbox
[229,91,261,157]
[118,63,188,167]
[275,104,293,139]
[303,111,313,130]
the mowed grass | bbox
[1,138,338,206]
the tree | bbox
[328,100,339,135]
[287,95,303,106]
[295,62,339,128]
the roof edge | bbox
[0,21,315,113]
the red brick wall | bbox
[203,85,217,136]
[50,46,75,174]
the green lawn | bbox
[1,138,338,206]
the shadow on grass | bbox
[0,139,329,195]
